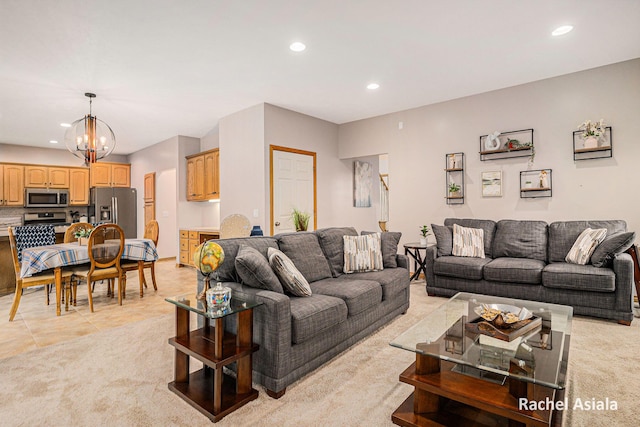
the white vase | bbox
[583,136,598,149]
[419,237,427,246]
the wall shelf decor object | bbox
[481,171,502,197]
[480,129,534,161]
[445,152,464,205]
[573,126,612,161]
[520,169,552,198]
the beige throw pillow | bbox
[565,228,607,265]
[267,247,312,297]
[452,224,485,258]
[343,234,384,273]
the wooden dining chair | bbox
[8,226,73,321]
[71,223,125,312]
[121,220,159,297]
[63,222,94,243]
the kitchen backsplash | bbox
[0,206,89,225]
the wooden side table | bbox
[166,294,262,422]
[403,242,434,281]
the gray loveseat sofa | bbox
[197,227,410,397]
[425,218,635,324]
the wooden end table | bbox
[166,294,262,422]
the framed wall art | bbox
[353,160,372,207]
[481,171,502,197]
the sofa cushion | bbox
[548,220,627,263]
[432,224,453,257]
[276,232,332,282]
[542,263,615,292]
[444,218,496,258]
[452,224,485,258]
[315,227,358,277]
[310,278,382,316]
[290,294,348,344]
[335,268,409,301]
[235,245,284,293]
[493,220,548,262]
[565,228,607,265]
[362,231,402,268]
[433,256,492,280]
[483,258,545,285]
[343,234,384,273]
[268,247,312,297]
[215,237,279,282]
[590,232,636,268]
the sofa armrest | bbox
[613,252,634,312]
[425,245,438,291]
[197,275,293,378]
[396,254,409,270]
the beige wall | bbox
[339,58,640,244]
[0,143,129,165]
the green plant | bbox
[73,226,92,239]
[420,225,431,238]
[291,208,310,232]
[448,182,461,193]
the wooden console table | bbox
[166,294,262,422]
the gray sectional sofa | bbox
[425,218,635,324]
[196,227,410,397]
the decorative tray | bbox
[465,304,542,342]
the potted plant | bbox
[419,225,431,245]
[578,119,606,149]
[74,227,92,245]
[448,182,461,198]
[291,208,310,232]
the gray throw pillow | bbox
[235,245,284,293]
[590,232,636,268]
[268,247,312,297]
[431,224,453,257]
[362,231,402,268]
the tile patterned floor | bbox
[0,259,197,360]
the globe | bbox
[193,241,225,276]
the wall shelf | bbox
[573,127,612,161]
[445,152,464,205]
[520,169,552,198]
[480,129,534,161]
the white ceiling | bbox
[1,0,639,155]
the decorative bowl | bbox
[474,304,532,328]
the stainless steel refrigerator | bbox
[89,187,137,238]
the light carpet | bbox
[0,283,638,426]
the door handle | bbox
[275,222,280,227]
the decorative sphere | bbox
[193,241,225,275]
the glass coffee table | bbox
[390,292,572,427]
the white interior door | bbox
[271,147,316,235]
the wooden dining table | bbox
[20,238,158,316]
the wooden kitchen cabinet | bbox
[178,228,220,267]
[186,148,219,201]
[0,164,25,206]
[69,167,90,205]
[90,162,131,187]
[24,166,69,188]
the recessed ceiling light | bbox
[552,25,573,36]
[49,140,58,144]
[367,83,380,90]
[60,123,71,127]
[289,42,306,52]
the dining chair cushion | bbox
[23,269,73,284]
[72,266,120,279]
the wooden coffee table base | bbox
[392,353,563,427]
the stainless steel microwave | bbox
[24,188,69,208]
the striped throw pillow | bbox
[343,234,384,273]
[452,224,485,258]
[267,247,312,297]
[565,228,607,265]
